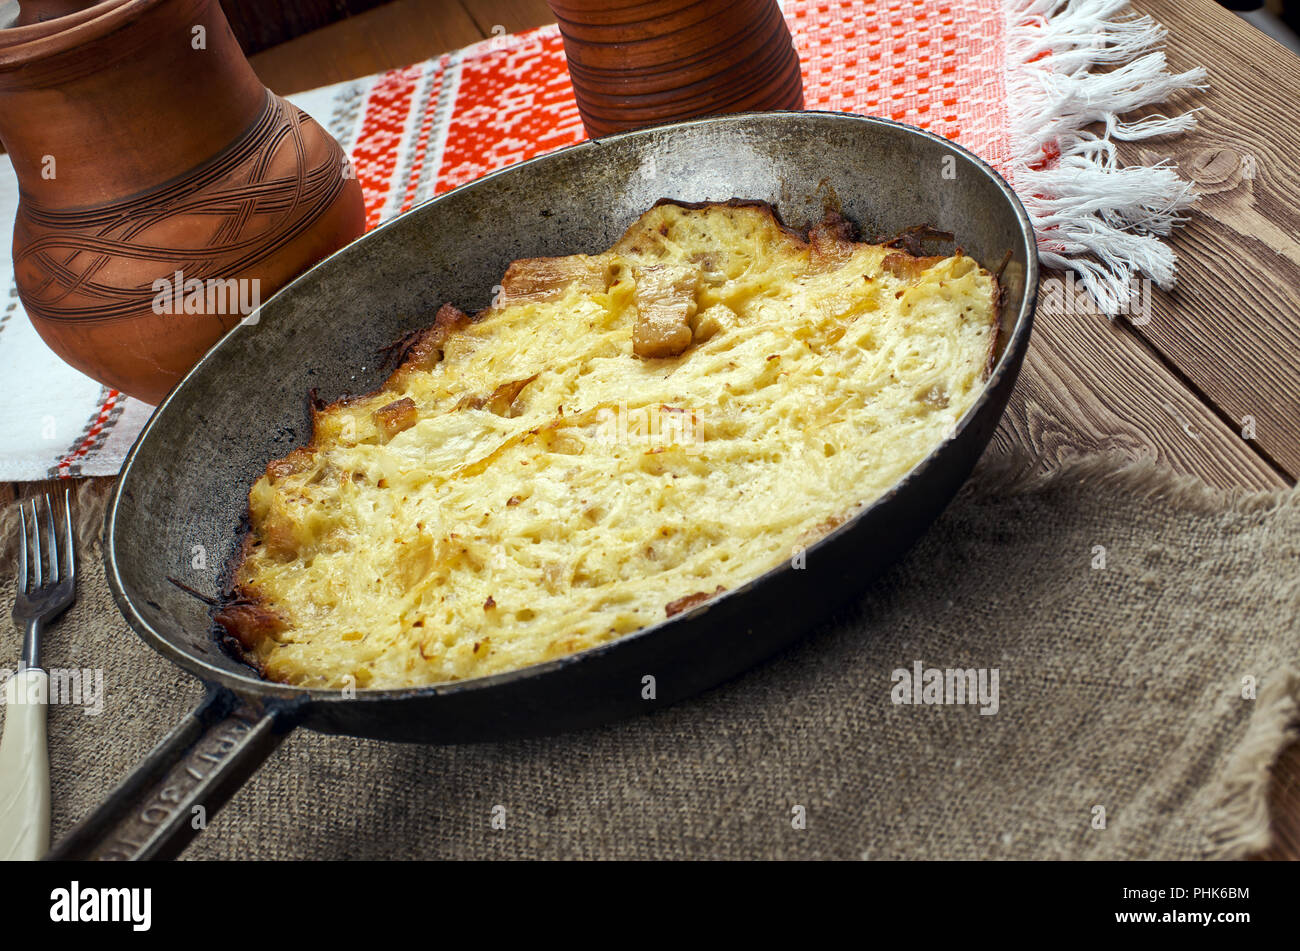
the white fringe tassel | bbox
[1005,0,1208,314]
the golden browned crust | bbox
[984,271,1003,380]
[982,248,1016,381]
[796,512,850,548]
[808,210,859,272]
[388,303,473,387]
[881,252,948,281]
[214,587,286,651]
[265,446,315,484]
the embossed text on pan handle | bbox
[46,688,290,861]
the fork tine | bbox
[42,493,58,584]
[16,500,27,592]
[29,499,41,588]
[62,486,75,581]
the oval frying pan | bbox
[49,112,1038,860]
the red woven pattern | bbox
[789,0,1008,168]
[346,0,1011,228]
[352,64,423,229]
[438,31,585,194]
[396,59,452,214]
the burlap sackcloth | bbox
[3,450,1297,860]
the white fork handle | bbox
[0,668,50,860]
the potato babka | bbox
[217,200,999,689]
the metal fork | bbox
[0,489,76,860]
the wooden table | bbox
[5,0,1297,858]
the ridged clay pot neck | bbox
[0,0,265,206]
[0,0,173,73]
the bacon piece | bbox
[455,374,538,417]
[498,254,610,305]
[373,397,418,439]
[632,264,699,359]
[881,252,946,282]
[665,585,726,618]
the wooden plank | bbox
[1118,0,1300,478]
[457,0,555,37]
[249,0,486,94]
[990,272,1288,491]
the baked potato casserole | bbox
[217,200,999,689]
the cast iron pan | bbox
[49,111,1038,860]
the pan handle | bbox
[45,686,296,861]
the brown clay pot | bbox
[547,0,804,138]
[0,0,365,404]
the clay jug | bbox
[0,0,365,404]
[547,0,804,138]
